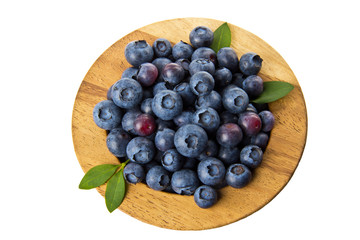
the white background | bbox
[1,0,359,239]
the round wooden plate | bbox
[72,17,307,230]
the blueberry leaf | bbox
[105,168,126,213]
[79,164,120,190]
[210,22,231,53]
[251,81,294,104]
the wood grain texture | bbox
[72,18,307,230]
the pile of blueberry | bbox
[92,26,275,208]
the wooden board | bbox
[72,17,307,230]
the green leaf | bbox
[79,164,120,190]
[105,168,126,213]
[210,22,231,53]
[252,81,294,104]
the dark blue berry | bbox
[242,75,264,98]
[191,47,217,65]
[172,41,193,60]
[192,107,220,133]
[155,128,175,152]
[126,137,155,164]
[219,111,238,124]
[222,85,249,114]
[239,52,263,75]
[122,67,138,79]
[250,132,269,150]
[214,67,232,88]
[226,163,252,188]
[197,157,226,186]
[217,47,239,73]
[107,84,114,100]
[146,165,170,191]
[197,140,219,161]
[125,40,154,67]
[175,58,191,76]
[232,72,247,88]
[152,90,183,120]
[93,100,122,130]
[195,90,222,111]
[173,111,193,128]
[161,149,184,172]
[171,169,200,195]
[106,128,131,157]
[240,145,263,169]
[174,124,208,158]
[112,78,143,109]
[189,71,215,96]
[258,110,275,132]
[156,119,175,131]
[218,146,240,166]
[153,82,171,96]
[123,162,145,184]
[121,109,141,134]
[173,82,196,106]
[153,38,172,58]
[189,26,214,49]
[194,185,217,208]
[189,58,215,76]
[152,57,172,82]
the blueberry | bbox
[142,87,154,100]
[156,119,175,131]
[136,63,158,87]
[175,58,191,76]
[152,90,183,120]
[173,111,193,128]
[112,78,143,109]
[174,124,208,158]
[192,107,220,133]
[189,26,214,49]
[93,100,122,130]
[238,111,262,136]
[216,123,243,147]
[258,110,275,132]
[173,82,196,106]
[197,157,226,186]
[161,63,185,86]
[125,40,154,67]
[214,67,232,88]
[195,90,222,111]
[143,160,160,173]
[122,67,138,79]
[133,113,156,136]
[146,165,171,191]
[218,146,240,165]
[121,109,141,134]
[219,111,238,124]
[152,57,172,82]
[239,52,263,75]
[171,169,200,195]
[153,82,171,96]
[232,72,247,88]
[226,163,252,188]
[245,103,258,113]
[250,132,269,151]
[126,137,155,164]
[123,162,145,184]
[191,47,217,65]
[197,140,219,161]
[222,85,249,114]
[161,149,184,172]
[189,71,215,96]
[155,128,175,152]
[106,128,132,157]
[182,158,199,170]
[217,47,239,73]
[172,41,194,60]
[153,38,172,58]
[194,185,217,208]
[107,84,114,100]
[189,58,215,76]
[242,75,264,98]
[140,98,154,115]
[240,145,263,169]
